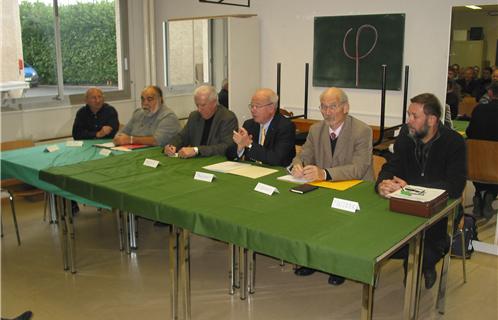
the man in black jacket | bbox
[376,93,466,289]
[226,88,295,166]
[72,88,119,140]
[466,81,498,219]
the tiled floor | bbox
[1,194,497,320]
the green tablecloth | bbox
[1,140,127,207]
[40,148,428,285]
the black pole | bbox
[304,63,309,119]
[402,65,410,124]
[374,64,387,147]
[276,63,281,111]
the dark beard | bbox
[408,122,429,140]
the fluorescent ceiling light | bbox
[465,5,482,9]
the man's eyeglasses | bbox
[248,102,273,110]
[319,102,343,111]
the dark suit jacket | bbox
[466,99,498,141]
[170,105,238,157]
[292,115,374,181]
[226,113,296,166]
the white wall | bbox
[153,0,496,126]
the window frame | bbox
[163,18,213,94]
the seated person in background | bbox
[376,93,466,289]
[466,81,498,220]
[218,79,229,109]
[447,68,461,101]
[226,88,295,166]
[114,85,180,146]
[290,87,373,286]
[446,79,459,120]
[478,69,498,104]
[72,87,119,140]
[457,67,481,99]
[164,85,237,158]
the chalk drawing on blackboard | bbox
[342,24,378,88]
[313,14,405,90]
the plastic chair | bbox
[1,140,47,245]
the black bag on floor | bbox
[451,214,478,259]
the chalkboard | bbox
[313,14,405,90]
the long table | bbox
[1,140,134,272]
[39,148,459,319]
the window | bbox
[1,0,129,110]
[164,19,212,91]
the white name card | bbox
[331,198,360,213]
[143,158,159,168]
[44,145,60,153]
[66,140,84,147]
[194,171,215,182]
[254,182,279,196]
[99,148,112,156]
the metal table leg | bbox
[412,231,425,320]
[361,283,374,320]
[114,209,124,251]
[239,246,247,300]
[248,250,255,294]
[64,198,77,274]
[228,244,236,295]
[436,207,457,314]
[169,225,179,320]
[128,213,137,249]
[55,196,69,271]
[49,193,58,224]
[402,233,422,320]
[122,211,131,254]
[179,228,191,320]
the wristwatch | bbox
[247,143,253,150]
[193,147,199,155]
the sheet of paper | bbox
[388,185,446,203]
[277,174,310,184]
[228,166,278,179]
[310,179,362,191]
[94,142,115,148]
[66,140,84,147]
[203,161,251,173]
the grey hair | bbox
[194,85,218,102]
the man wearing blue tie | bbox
[226,88,296,166]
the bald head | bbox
[250,88,278,124]
[319,87,350,130]
[85,87,104,113]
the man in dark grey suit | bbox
[164,85,237,158]
[291,87,373,285]
[226,88,296,166]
